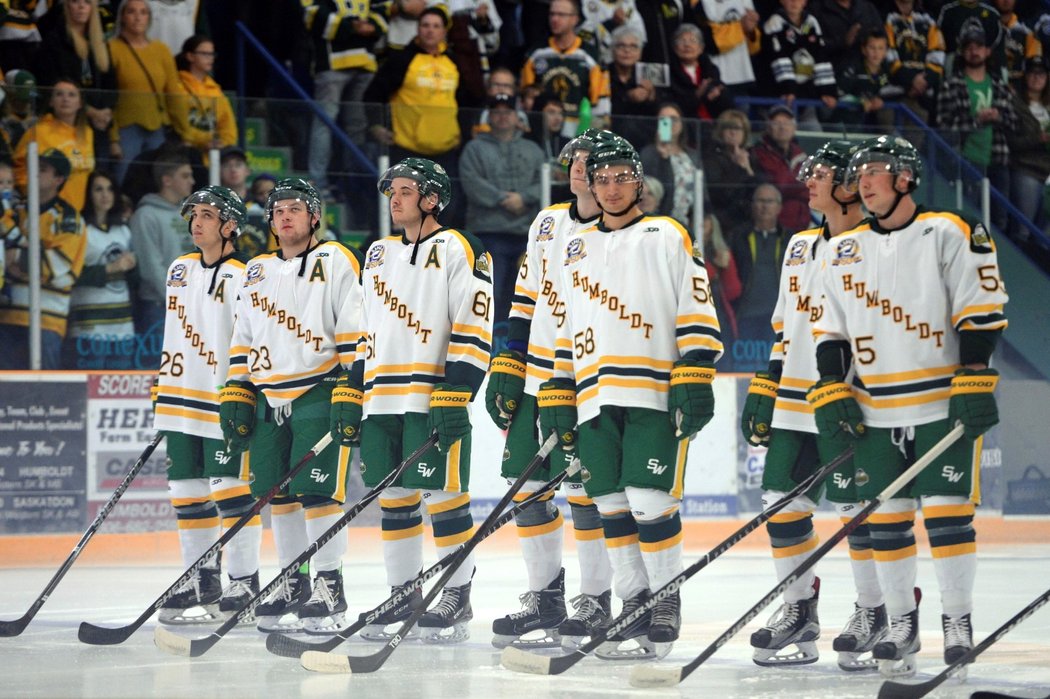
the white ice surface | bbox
[2,545,1049,699]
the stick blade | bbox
[300,650,353,674]
[0,615,30,637]
[266,631,321,659]
[77,621,135,645]
[876,679,933,699]
[500,646,554,675]
[153,626,192,657]
[629,663,685,688]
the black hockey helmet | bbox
[181,185,247,233]
[797,140,859,186]
[377,157,452,213]
[844,135,923,193]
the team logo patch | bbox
[564,237,588,265]
[537,215,556,242]
[166,263,188,287]
[244,262,265,286]
[785,238,809,266]
[832,238,862,266]
[475,253,491,274]
[365,244,386,270]
[970,223,994,254]
[855,468,869,487]
[691,239,704,263]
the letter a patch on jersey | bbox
[309,259,326,282]
[425,246,441,269]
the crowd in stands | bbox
[0,0,1048,371]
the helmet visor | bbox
[181,190,228,221]
[796,155,840,185]
[844,151,898,193]
[557,133,601,167]
[377,163,425,198]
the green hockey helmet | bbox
[181,185,247,233]
[797,140,859,186]
[266,177,323,222]
[585,136,643,185]
[377,157,452,213]
[844,135,923,193]
[557,128,619,168]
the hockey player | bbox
[154,185,253,624]
[811,135,1008,677]
[486,129,614,650]
[743,141,887,670]
[538,137,723,659]
[355,158,493,643]
[221,178,363,633]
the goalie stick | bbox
[501,443,856,676]
[877,585,1050,699]
[153,433,440,657]
[629,424,964,689]
[299,431,560,674]
[266,453,581,659]
[77,432,334,645]
[0,433,165,637]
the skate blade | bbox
[219,608,256,625]
[595,637,660,661]
[419,622,470,644]
[837,650,879,672]
[360,624,420,643]
[559,634,588,651]
[491,630,561,650]
[302,612,347,636]
[878,654,918,679]
[752,641,819,667]
[256,614,304,634]
[158,604,221,626]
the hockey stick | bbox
[877,585,1050,699]
[501,443,856,675]
[300,431,560,674]
[153,433,440,657]
[78,432,335,645]
[628,423,964,688]
[0,433,166,637]
[266,451,582,659]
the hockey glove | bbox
[428,384,473,453]
[807,377,865,441]
[150,376,160,410]
[741,372,778,446]
[669,360,716,440]
[948,367,999,439]
[330,371,364,446]
[219,380,257,456]
[485,350,527,430]
[537,379,578,453]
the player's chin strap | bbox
[832,188,859,216]
[409,198,436,266]
[599,183,642,218]
[870,187,909,224]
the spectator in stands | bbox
[759,0,838,129]
[250,173,277,209]
[66,169,137,369]
[729,183,786,353]
[145,0,206,55]
[936,23,1017,226]
[1007,56,1050,233]
[218,146,270,258]
[637,0,685,65]
[810,0,884,67]
[835,28,905,129]
[938,0,1003,59]
[607,25,661,148]
[579,0,646,64]
[171,35,237,162]
[885,0,946,122]
[640,175,665,214]
[667,24,731,120]
[702,108,760,232]
[459,92,544,322]
[996,0,1040,86]
[691,0,763,98]
[526,93,572,201]
[1,69,39,156]
[37,0,116,161]
[640,102,702,224]
[0,0,47,71]
[752,104,810,232]
[521,0,610,136]
[475,66,529,135]
[384,0,429,51]
[305,0,386,200]
[703,211,741,344]
[447,0,501,105]
[129,148,195,342]
[0,149,87,370]
[108,0,180,184]
[14,80,95,212]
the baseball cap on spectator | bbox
[39,148,71,179]
[1024,55,1050,74]
[4,69,37,102]
[220,146,248,164]
[767,103,795,120]
[958,23,987,48]
[488,93,515,110]
[420,4,452,28]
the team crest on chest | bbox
[564,237,588,265]
[832,238,862,266]
[537,215,556,242]
[167,263,188,287]
[365,245,386,270]
[244,262,266,285]
[786,238,810,266]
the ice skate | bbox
[255,569,311,633]
[833,603,888,671]
[559,590,611,650]
[359,580,424,642]
[942,612,974,679]
[646,590,681,659]
[750,578,821,667]
[873,588,922,678]
[158,566,222,625]
[595,590,657,661]
[299,569,348,635]
[419,581,473,644]
[491,569,567,649]
[218,572,259,624]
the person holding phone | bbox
[639,102,701,222]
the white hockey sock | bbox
[426,491,475,588]
[849,555,884,609]
[270,499,307,570]
[305,503,346,573]
[169,478,220,569]
[594,492,649,599]
[576,534,612,596]
[519,519,564,591]
[210,476,260,578]
[380,487,424,586]
[869,499,919,616]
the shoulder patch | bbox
[475,252,490,274]
[969,222,995,254]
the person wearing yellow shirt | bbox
[171,35,237,160]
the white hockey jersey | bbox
[698,0,758,86]
[510,201,599,395]
[814,209,1009,428]
[154,252,245,439]
[554,215,723,423]
[68,222,135,338]
[358,228,494,416]
[228,241,364,408]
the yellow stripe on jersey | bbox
[857,365,957,385]
[676,313,720,327]
[365,362,445,382]
[452,322,493,344]
[158,386,221,402]
[260,356,340,384]
[445,230,477,270]
[952,304,1007,328]
[155,406,220,423]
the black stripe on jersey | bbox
[675,324,721,341]
[450,331,492,355]
[554,347,573,361]
[853,376,952,397]
[577,366,670,393]
[255,374,327,392]
[777,387,808,402]
[956,312,1007,329]
[156,396,219,414]
[336,341,358,354]
[367,372,444,387]
[512,291,534,308]
[229,356,248,367]
[527,354,554,372]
